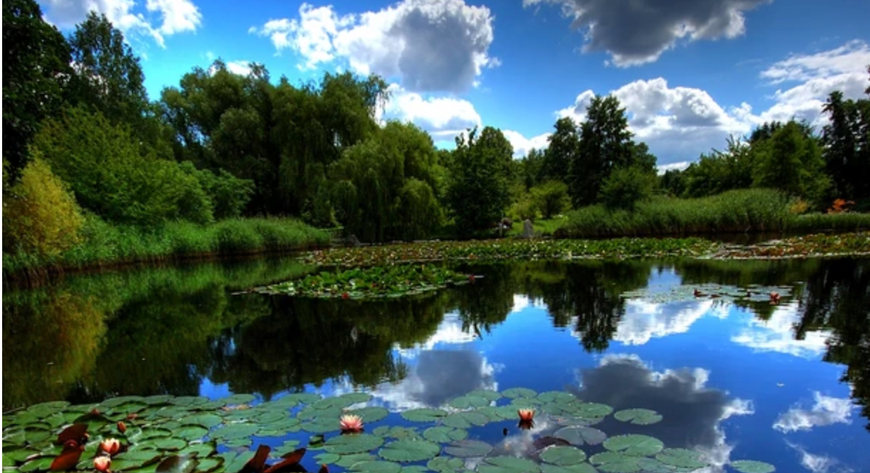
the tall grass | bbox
[556,189,824,238]
[2,215,331,279]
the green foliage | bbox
[752,121,830,205]
[32,106,214,226]
[177,161,253,219]
[2,158,84,259]
[447,126,514,234]
[681,136,756,198]
[531,180,571,218]
[542,117,579,182]
[598,166,656,211]
[821,83,870,202]
[2,0,73,183]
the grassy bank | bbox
[556,189,870,238]
[2,216,330,281]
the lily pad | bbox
[443,439,493,458]
[449,395,491,409]
[427,457,465,473]
[730,460,776,473]
[441,411,490,429]
[655,449,707,469]
[314,453,341,465]
[351,460,402,473]
[211,423,259,441]
[300,419,341,434]
[603,435,663,457]
[401,408,448,422]
[477,456,541,473]
[590,452,640,473]
[378,439,441,462]
[175,425,208,441]
[154,455,197,473]
[180,413,223,429]
[467,390,502,402]
[541,446,587,466]
[348,407,389,423]
[538,391,576,403]
[502,388,538,399]
[613,409,662,426]
[541,464,598,473]
[323,434,384,455]
[553,426,607,446]
[222,394,256,405]
[422,426,468,443]
[575,403,613,419]
[335,453,377,468]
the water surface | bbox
[3,257,868,472]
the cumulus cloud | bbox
[523,0,771,67]
[612,299,725,346]
[39,0,202,47]
[568,354,754,471]
[250,0,498,94]
[382,84,482,140]
[731,302,833,358]
[502,130,551,158]
[774,392,855,433]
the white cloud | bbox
[226,60,253,76]
[250,0,498,94]
[39,0,202,48]
[731,302,834,358]
[657,161,691,175]
[611,299,721,346]
[382,84,482,140]
[786,442,851,473]
[774,392,855,433]
[502,130,551,159]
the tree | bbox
[519,148,546,190]
[531,180,571,218]
[821,85,870,203]
[682,136,755,198]
[447,126,514,234]
[599,166,655,211]
[568,95,635,207]
[541,117,579,182]
[2,0,73,183]
[753,120,830,205]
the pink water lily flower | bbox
[339,414,364,433]
[100,438,120,456]
[94,456,111,472]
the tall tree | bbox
[2,0,73,183]
[568,95,634,207]
[821,84,870,202]
[67,12,149,128]
[753,120,829,205]
[447,126,514,234]
[541,117,579,182]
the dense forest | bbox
[3,0,870,270]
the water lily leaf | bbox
[633,458,675,473]
[143,395,174,405]
[428,457,465,473]
[441,411,489,429]
[139,428,173,439]
[179,414,223,430]
[148,437,187,451]
[553,426,607,446]
[254,410,288,424]
[339,392,374,404]
[100,397,145,409]
[311,397,358,411]
[20,456,53,472]
[284,393,322,405]
[372,426,420,440]
[502,388,538,399]
[23,428,52,445]
[348,407,389,423]
[335,454,376,468]
[3,447,40,462]
[730,460,776,473]
[448,395,490,409]
[655,449,706,469]
[541,446,587,466]
[613,409,662,426]
[477,455,541,473]
[350,460,402,473]
[221,451,254,473]
[192,457,221,473]
[378,439,441,462]
[178,442,215,458]
[111,450,163,470]
[175,425,208,441]
[603,435,663,457]
[423,427,468,443]
[224,438,252,448]
[575,403,613,419]
[323,434,384,455]
[314,452,341,465]
[169,397,209,408]
[300,419,340,434]
[589,453,640,473]
[401,466,430,473]
[26,401,71,419]
[400,408,448,422]
[467,390,502,402]
[154,455,197,473]
[443,439,493,458]
[223,394,256,405]
[211,423,259,441]
[541,464,598,473]
[538,392,576,404]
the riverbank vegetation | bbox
[4,1,870,279]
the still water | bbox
[3,257,869,472]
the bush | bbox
[530,180,571,218]
[178,161,253,219]
[599,166,655,211]
[3,158,84,259]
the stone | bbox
[522,219,535,239]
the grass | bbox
[556,188,870,238]
[2,215,331,281]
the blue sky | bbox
[38,0,870,168]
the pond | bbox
[3,256,869,473]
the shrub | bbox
[599,166,655,211]
[3,158,85,258]
[530,180,571,219]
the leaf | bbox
[334,453,376,468]
[175,425,209,441]
[400,409,448,422]
[589,452,640,473]
[541,446,587,466]
[338,392,374,404]
[553,426,607,446]
[154,455,197,473]
[655,449,707,469]
[537,392,576,404]
[22,456,54,472]
[422,427,467,443]
[730,460,776,473]
[378,439,441,462]
[502,388,537,399]
[441,411,489,429]
[603,435,663,456]
[323,434,384,455]
[350,460,402,473]
[467,390,502,402]
[574,403,613,419]
[146,438,187,451]
[347,407,389,423]
[477,456,541,473]
[541,464,598,473]
[443,440,493,458]
[613,409,662,426]
[300,419,341,434]
[193,458,222,473]
[110,450,163,471]
[313,453,341,465]
[223,394,256,405]
[427,457,465,473]
[212,424,259,441]
[448,395,490,409]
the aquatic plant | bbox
[1,389,777,473]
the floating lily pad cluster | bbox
[620,283,793,305]
[259,264,475,299]
[1,389,776,473]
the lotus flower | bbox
[518,409,535,422]
[770,292,781,304]
[100,438,120,456]
[117,421,127,434]
[340,414,364,433]
[94,456,111,472]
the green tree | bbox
[753,120,830,205]
[682,136,756,198]
[519,148,546,190]
[821,83,870,203]
[568,95,635,207]
[541,117,579,182]
[447,126,514,234]
[659,169,686,197]
[599,166,656,211]
[530,180,571,218]
[2,0,73,183]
